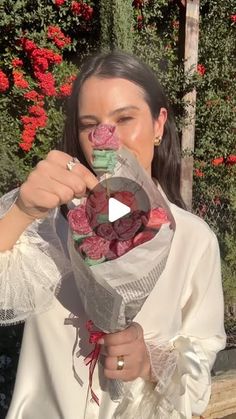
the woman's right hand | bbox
[16,150,98,220]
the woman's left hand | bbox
[99,323,151,382]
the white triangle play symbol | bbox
[108,197,131,222]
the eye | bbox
[79,123,97,131]
[117,116,133,124]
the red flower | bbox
[230,15,236,23]
[21,38,37,56]
[132,0,143,8]
[197,64,206,76]
[24,90,44,102]
[19,142,33,152]
[226,154,236,165]
[0,70,9,92]
[59,83,72,96]
[47,26,71,49]
[55,0,65,5]
[89,124,119,150]
[142,207,169,229]
[68,204,92,235]
[13,71,29,89]
[34,72,56,96]
[71,1,82,14]
[133,230,155,247]
[12,58,23,67]
[79,236,110,260]
[113,216,142,240]
[211,157,224,166]
[194,168,204,177]
[82,4,93,21]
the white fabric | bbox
[0,189,72,325]
[0,188,226,419]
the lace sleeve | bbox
[0,189,72,325]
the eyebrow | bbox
[79,105,140,121]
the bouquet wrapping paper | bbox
[67,146,177,416]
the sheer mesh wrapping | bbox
[0,189,72,325]
[146,340,178,394]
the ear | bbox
[154,108,168,138]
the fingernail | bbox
[98,338,104,345]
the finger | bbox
[104,366,138,382]
[105,342,140,357]
[104,354,133,371]
[103,323,143,347]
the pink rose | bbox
[89,124,119,150]
[68,204,92,235]
[142,207,169,229]
[113,191,137,211]
[133,230,155,247]
[107,239,133,259]
[96,223,118,240]
[113,215,142,240]
[78,236,110,260]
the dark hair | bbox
[62,51,186,209]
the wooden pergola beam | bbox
[180,0,200,210]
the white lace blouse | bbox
[0,189,226,419]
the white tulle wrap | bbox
[0,189,72,325]
[112,335,211,419]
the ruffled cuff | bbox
[0,190,72,325]
[113,336,212,419]
[165,335,211,416]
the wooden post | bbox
[180,0,200,210]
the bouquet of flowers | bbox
[67,124,176,416]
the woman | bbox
[0,51,226,419]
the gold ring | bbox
[116,355,125,371]
[66,157,79,171]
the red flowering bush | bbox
[0,0,96,194]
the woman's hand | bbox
[100,323,151,382]
[16,150,98,220]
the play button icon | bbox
[85,176,151,241]
[108,197,131,222]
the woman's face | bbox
[78,77,167,175]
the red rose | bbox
[226,154,236,165]
[197,64,206,76]
[113,215,142,240]
[211,157,224,166]
[0,70,9,92]
[87,189,108,215]
[79,236,110,260]
[113,191,137,211]
[107,239,133,259]
[96,223,118,240]
[142,207,169,229]
[89,124,119,150]
[68,204,92,235]
[133,230,155,247]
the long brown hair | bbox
[61,51,186,209]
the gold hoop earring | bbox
[154,136,162,146]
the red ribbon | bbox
[84,320,106,405]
